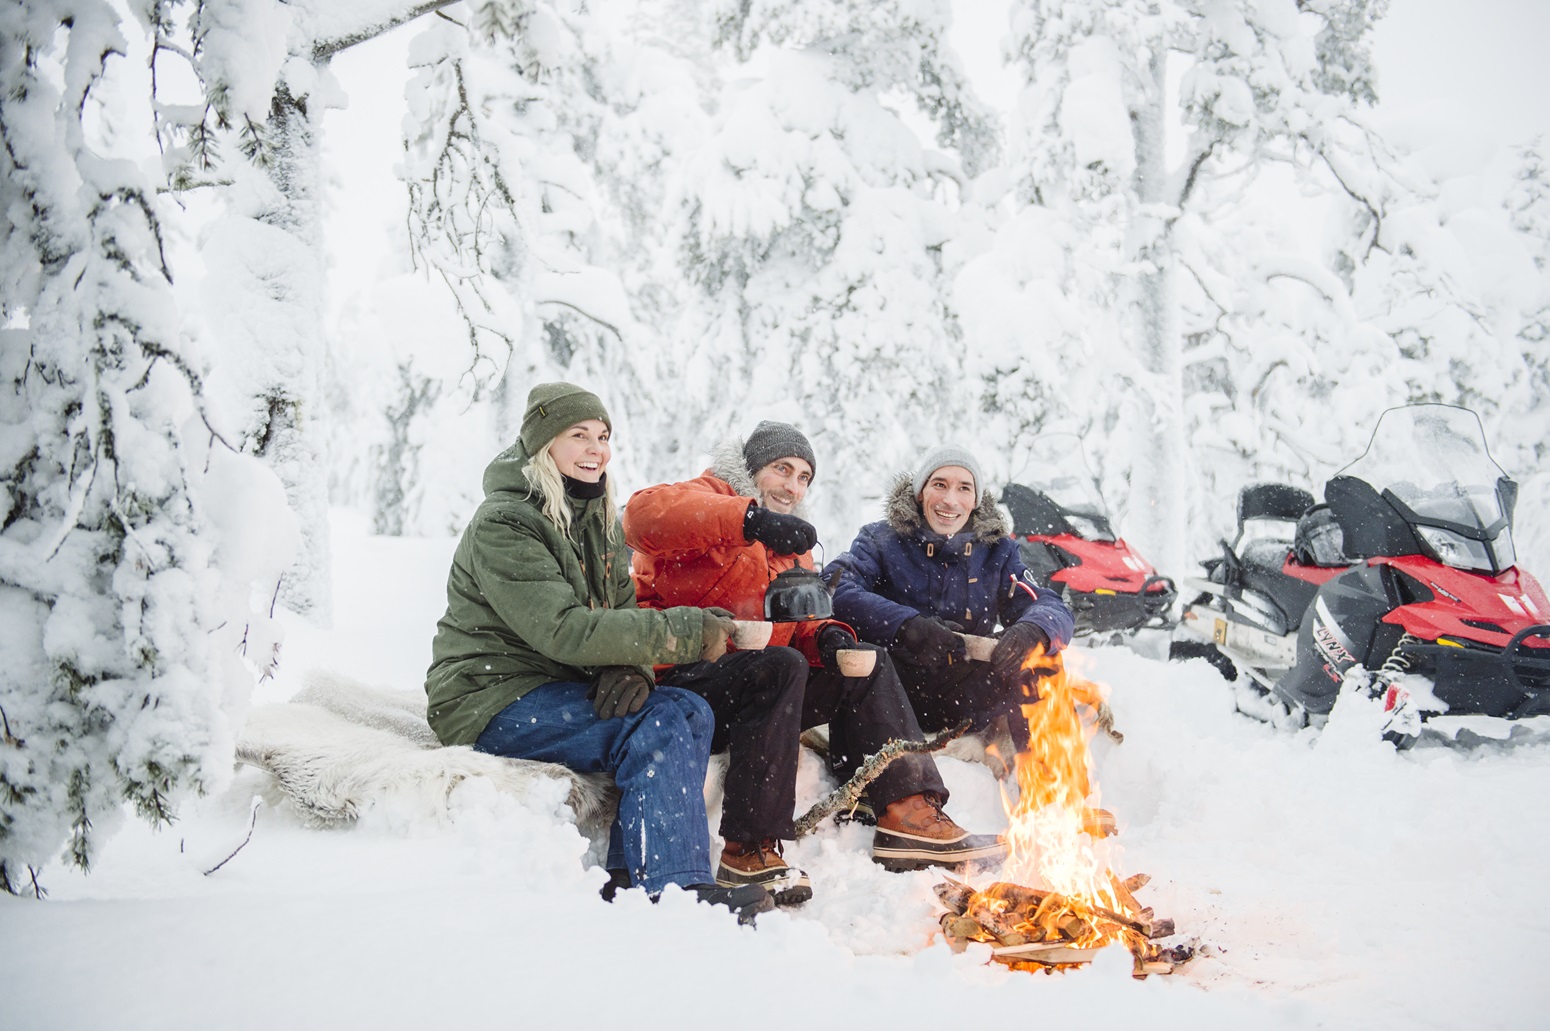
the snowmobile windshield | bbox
[1338,404,1516,573]
[1013,434,1117,541]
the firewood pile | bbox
[934,875,1193,976]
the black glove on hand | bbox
[892,615,968,668]
[743,504,819,555]
[589,666,653,720]
[816,624,857,670]
[990,621,1051,679]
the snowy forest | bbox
[3,0,1550,1008]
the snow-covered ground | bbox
[5,512,1550,1029]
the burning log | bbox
[1107,871,1142,914]
[967,896,1033,946]
[793,721,971,837]
[934,874,1185,975]
[932,645,1183,976]
[979,881,1052,911]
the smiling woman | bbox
[548,420,612,483]
[422,381,768,922]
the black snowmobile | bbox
[1172,404,1550,746]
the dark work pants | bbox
[659,646,946,843]
[895,656,1033,745]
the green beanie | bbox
[519,382,611,454]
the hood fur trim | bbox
[708,438,811,520]
[885,473,1007,543]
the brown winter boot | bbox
[872,793,1007,872]
[715,839,813,905]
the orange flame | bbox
[991,644,1131,946]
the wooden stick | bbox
[934,878,977,915]
[1107,870,1142,915]
[1090,901,1152,937]
[1092,701,1124,744]
[793,721,972,837]
[991,943,1106,965]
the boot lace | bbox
[730,839,784,867]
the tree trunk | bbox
[1124,48,1186,576]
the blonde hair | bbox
[525,443,619,543]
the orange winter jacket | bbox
[624,444,851,667]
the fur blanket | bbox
[236,671,618,838]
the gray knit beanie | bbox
[743,421,817,480]
[912,444,983,503]
[519,382,611,454]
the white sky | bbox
[1373,0,1550,149]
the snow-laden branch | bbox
[311,0,465,62]
[1256,254,1360,324]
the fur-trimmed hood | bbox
[707,437,811,520]
[884,473,1008,544]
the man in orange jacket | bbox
[624,421,1005,905]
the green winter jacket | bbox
[425,442,711,746]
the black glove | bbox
[892,616,968,668]
[816,624,857,670]
[990,621,1051,679]
[589,666,653,720]
[743,504,818,555]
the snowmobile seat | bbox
[1240,536,1294,575]
[1293,504,1349,568]
[1236,483,1315,534]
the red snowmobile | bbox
[1172,404,1550,746]
[1001,436,1176,640]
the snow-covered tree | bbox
[167,0,461,619]
[390,0,708,516]
[979,0,1546,571]
[0,2,293,893]
[672,0,999,534]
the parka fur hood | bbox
[884,473,1008,544]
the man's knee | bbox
[760,645,810,682]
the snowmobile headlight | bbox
[1415,525,1495,573]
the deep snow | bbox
[5,511,1549,1029]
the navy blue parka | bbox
[826,475,1074,651]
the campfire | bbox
[935,646,1191,976]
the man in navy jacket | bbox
[826,445,1074,769]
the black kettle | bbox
[763,566,837,622]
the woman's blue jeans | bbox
[473,681,716,895]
